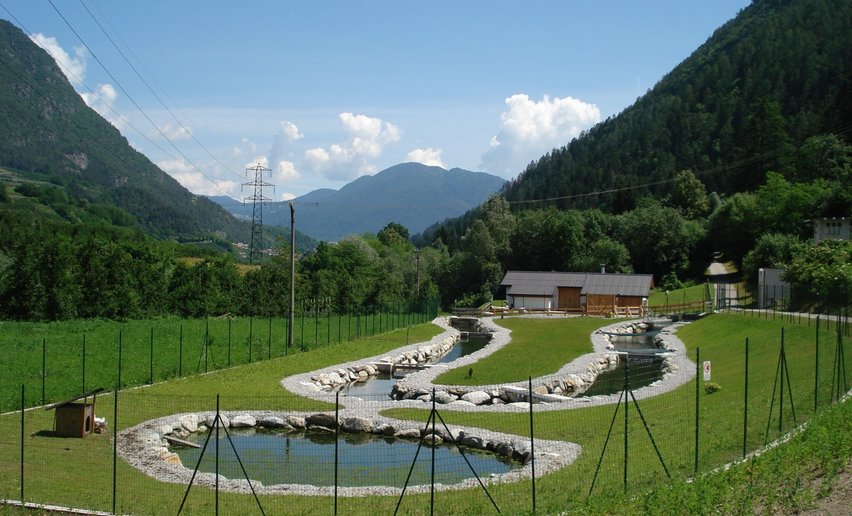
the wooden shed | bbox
[45,388,103,438]
[500,271,654,313]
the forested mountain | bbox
[0,19,277,244]
[501,0,851,210]
[211,163,506,242]
[417,0,851,308]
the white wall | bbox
[508,295,552,310]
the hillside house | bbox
[499,271,654,313]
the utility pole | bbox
[288,201,295,350]
[415,249,421,298]
[242,163,274,264]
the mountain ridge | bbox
[211,162,506,242]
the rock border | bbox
[117,409,580,497]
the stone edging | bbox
[117,409,580,496]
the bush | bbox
[704,381,722,394]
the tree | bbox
[669,169,709,219]
[616,200,703,280]
[784,240,852,307]
[706,192,760,265]
[377,222,410,248]
[741,233,806,293]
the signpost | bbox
[703,361,712,381]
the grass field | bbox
[433,316,627,385]
[0,313,849,514]
[0,309,431,412]
[647,283,709,307]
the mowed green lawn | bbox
[434,316,627,385]
[383,313,851,514]
[0,313,847,514]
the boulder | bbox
[341,416,373,434]
[306,413,337,428]
[204,412,231,428]
[433,391,457,404]
[141,430,162,446]
[423,432,443,446]
[394,428,421,439]
[161,452,183,466]
[533,385,549,396]
[460,391,491,405]
[258,416,286,428]
[459,434,484,449]
[376,423,396,436]
[231,414,257,428]
[286,415,306,429]
[493,441,514,458]
[178,414,199,433]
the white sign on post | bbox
[703,361,712,381]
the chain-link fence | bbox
[0,313,849,514]
[0,299,440,413]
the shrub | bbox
[704,381,722,394]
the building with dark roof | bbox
[499,270,654,312]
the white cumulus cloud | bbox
[303,113,401,181]
[158,159,237,197]
[153,122,192,141]
[480,93,600,178]
[30,33,87,85]
[405,148,445,168]
[267,121,303,183]
[80,83,124,129]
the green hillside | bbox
[0,19,296,246]
[502,0,851,210]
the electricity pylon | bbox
[242,163,274,264]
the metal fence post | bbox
[249,316,254,363]
[149,327,154,384]
[41,338,46,406]
[20,384,25,503]
[117,330,123,391]
[335,391,339,515]
[113,387,118,515]
[815,319,820,412]
[695,347,700,475]
[529,376,536,514]
[623,358,629,492]
[743,338,749,459]
[82,333,87,394]
[179,324,184,377]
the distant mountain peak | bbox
[210,162,506,242]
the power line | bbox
[44,0,232,196]
[76,0,242,182]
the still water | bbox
[175,428,518,487]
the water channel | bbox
[342,334,490,397]
[579,332,667,397]
[174,428,519,487]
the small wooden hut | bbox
[45,388,103,438]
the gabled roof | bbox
[501,271,654,298]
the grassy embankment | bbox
[434,316,627,385]
[0,311,427,412]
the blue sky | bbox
[1,0,749,200]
